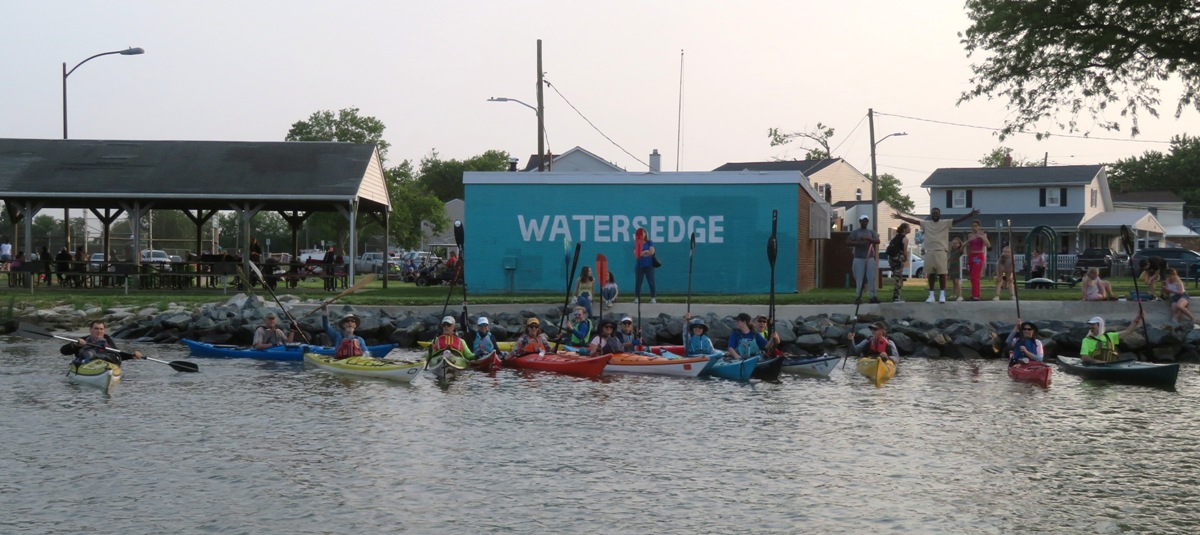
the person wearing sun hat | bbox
[847,321,899,364]
[847,214,881,304]
[587,319,623,356]
[427,315,474,363]
[681,312,717,356]
[508,316,551,358]
[472,316,498,356]
[1080,312,1143,364]
[323,313,369,360]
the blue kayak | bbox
[183,339,397,361]
[708,355,760,381]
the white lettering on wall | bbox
[519,214,727,244]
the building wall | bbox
[812,160,873,205]
[463,172,807,294]
[547,151,624,173]
[795,187,818,291]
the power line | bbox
[544,79,649,168]
[876,111,1172,144]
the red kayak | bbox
[504,352,610,378]
[468,351,503,373]
[1008,361,1052,388]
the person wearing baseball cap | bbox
[508,316,550,358]
[1080,312,1142,364]
[427,314,474,364]
[848,213,881,304]
[728,312,779,361]
[472,316,498,356]
[847,321,899,364]
[615,315,640,351]
[253,311,294,350]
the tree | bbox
[286,107,391,161]
[978,147,1042,168]
[875,173,915,213]
[386,161,448,249]
[959,0,1200,139]
[1107,134,1200,209]
[416,150,510,202]
[769,123,835,160]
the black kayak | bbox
[752,355,783,381]
[1056,356,1179,388]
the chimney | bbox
[649,149,661,173]
[507,157,519,172]
[1002,154,1013,167]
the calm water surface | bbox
[2,338,1199,534]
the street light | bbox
[488,95,545,171]
[868,108,907,235]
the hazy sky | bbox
[3,1,1197,212]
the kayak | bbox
[425,349,471,382]
[708,355,760,381]
[418,340,518,353]
[605,353,708,377]
[1008,361,1052,388]
[1056,356,1179,388]
[468,351,503,373]
[183,339,397,361]
[752,356,784,381]
[780,354,841,377]
[503,352,610,378]
[302,353,421,382]
[856,356,896,387]
[67,358,121,392]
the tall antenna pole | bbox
[537,39,546,172]
[675,49,684,172]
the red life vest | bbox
[516,335,548,355]
[334,337,363,359]
[868,335,889,356]
[430,335,466,356]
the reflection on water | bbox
[2,338,1199,534]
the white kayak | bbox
[67,358,122,392]
[780,354,841,377]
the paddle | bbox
[687,232,696,314]
[844,243,874,369]
[247,261,310,344]
[17,322,199,373]
[1009,219,1021,318]
[1121,224,1151,360]
[596,253,608,320]
[767,210,778,353]
[453,220,471,346]
[300,273,376,318]
[554,242,583,353]
[440,226,464,321]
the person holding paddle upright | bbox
[1004,319,1044,365]
[427,315,474,363]
[1080,314,1143,364]
[847,322,899,365]
[728,313,778,361]
[472,317,498,356]
[253,312,295,350]
[558,306,594,347]
[587,320,623,356]
[323,313,370,360]
[59,321,142,365]
[615,316,641,351]
[507,317,550,359]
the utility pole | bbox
[536,39,545,171]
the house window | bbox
[952,190,967,208]
[1090,188,1097,208]
[1046,189,1060,206]
[1040,187,1068,207]
[856,188,862,201]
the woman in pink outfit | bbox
[966,220,991,301]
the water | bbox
[3,338,1199,534]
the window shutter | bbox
[1039,188,1046,207]
[946,190,953,208]
[966,190,973,208]
[1060,187,1067,207]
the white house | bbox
[1112,190,1200,249]
[520,146,626,172]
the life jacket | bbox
[430,334,466,356]
[1009,337,1039,363]
[569,320,594,346]
[592,336,622,356]
[868,335,889,356]
[516,334,548,355]
[1086,334,1117,362]
[256,326,284,346]
[736,336,761,359]
[334,337,363,359]
[685,334,710,355]
[472,332,497,355]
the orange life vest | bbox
[868,335,889,356]
[430,335,466,356]
[334,337,363,359]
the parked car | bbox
[88,253,108,272]
[1074,247,1115,277]
[1132,247,1200,278]
[140,249,172,271]
[878,252,924,278]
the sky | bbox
[3,0,1197,214]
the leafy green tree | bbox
[978,147,1042,168]
[768,123,835,160]
[959,0,1200,139]
[416,150,510,202]
[876,173,915,213]
[387,161,448,249]
[286,107,390,161]
[1108,134,1200,209]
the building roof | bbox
[0,138,390,212]
[1079,211,1164,234]
[712,158,842,176]
[951,212,1085,230]
[1112,190,1185,204]
[921,165,1104,188]
[520,146,625,172]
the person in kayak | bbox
[507,317,550,359]
[557,306,594,347]
[727,312,778,360]
[615,316,641,351]
[847,321,899,365]
[59,320,142,365]
[324,313,370,360]
[427,315,474,362]
[1080,314,1143,364]
[587,320,623,356]
[681,313,716,356]
[1004,319,1044,365]
[253,312,295,350]
[472,316,498,357]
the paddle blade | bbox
[169,360,200,373]
[16,322,54,339]
[596,253,608,290]
[689,232,696,258]
[453,220,465,251]
[1120,225,1135,262]
[767,210,778,266]
[247,260,265,280]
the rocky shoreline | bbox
[6,293,1200,363]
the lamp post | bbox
[62,46,144,252]
[488,96,545,171]
[868,108,906,235]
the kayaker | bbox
[472,316,498,356]
[587,320,623,356]
[508,317,550,359]
[615,316,641,351]
[253,312,295,350]
[728,312,778,360]
[1080,314,1143,364]
[681,313,716,356]
[558,306,594,347]
[1004,319,1044,365]
[58,320,142,365]
[427,315,474,362]
[847,321,899,364]
[325,314,370,360]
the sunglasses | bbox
[1021,327,1034,331]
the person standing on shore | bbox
[894,207,980,303]
[848,215,880,304]
[633,227,657,304]
[885,223,911,303]
[965,220,991,301]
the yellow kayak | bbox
[67,358,122,393]
[856,356,896,387]
[418,339,517,352]
[303,353,422,382]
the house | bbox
[1112,191,1200,250]
[521,146,626,172]
[920,164,1165,254]
[421,198,464,253]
